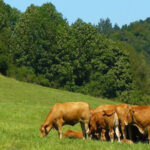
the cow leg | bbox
[57,119,63,139]
[85,122,89,139]
[147,126,150,144]
[128,125,133,140]
[109,129,114,142]
[80,122,86,140]
[58,125,62,139]
[115,126,120,142]
[101,129,106,141]
[88,127,92,140]
[121,124,126,139]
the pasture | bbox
[0,75,150,150]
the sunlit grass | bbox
[0,75,150,150]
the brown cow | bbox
[130,105,150,144]
[63,129,99,140]
[91,104,116,114]
[63,129,83,139]
[115,104,132,139]
[91,104,132,139]
[40,102,91,139]
[89,109,120,142]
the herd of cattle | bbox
[40,102,150,144]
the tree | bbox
[70,19,97,87]
[10,3,73,88]
[113,23,120,32]
[97,18,113,35]
[110,18,150,96]
[0,0,20,74]
[87,37,133,98]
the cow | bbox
[89,109,120,142]
[91,104,116,114]
[115,104,132,139]
[130,105,150,144]
[40,102,91,139]
[63,129,83,139]
[91,104,132,139]
[63,129,100,140]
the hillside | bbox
[0,75,150,150]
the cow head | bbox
[89,114,98,136]
[40,124,52,137]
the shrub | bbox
[7,66,37,83]
[0,55,9,75]
[118,90,150,105]
[7,65,51,87]
[36,74,50,87]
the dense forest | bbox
[0,0,150,104]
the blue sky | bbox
[3,0,150,27]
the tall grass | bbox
[0,75,150,150]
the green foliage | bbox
[97,18,113,35]
[69,19,97,86]
[107,17,150,101]
[87,38,133,98]
[0,55,9,75]
[10,4,134,99]
[110,18,150,63]
[0,0,21,75]
[130,51,150,94]
[0,0,21,54]
[10,3,73,88]
[119,90,150,105]
[97,18,120,35]
[0,0,11,55]
[7,66,37,83]
[7,66,50,87]
[110,20,150,96]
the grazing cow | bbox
[63,129,83,139]
[40,102,91,139]
[91,104,132,139]
[130,105,150,144]
[89,109,120,142]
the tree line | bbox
[0,0,150,104]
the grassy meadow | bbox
[0,75,150,150]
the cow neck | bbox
[44,110,53,126]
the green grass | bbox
[0,74,150,150]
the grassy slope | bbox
[0,75,150,150]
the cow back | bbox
[49,102,91,125]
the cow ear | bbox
[45,124,52,134]
[103,110,107,116]
[44,125,49,133]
